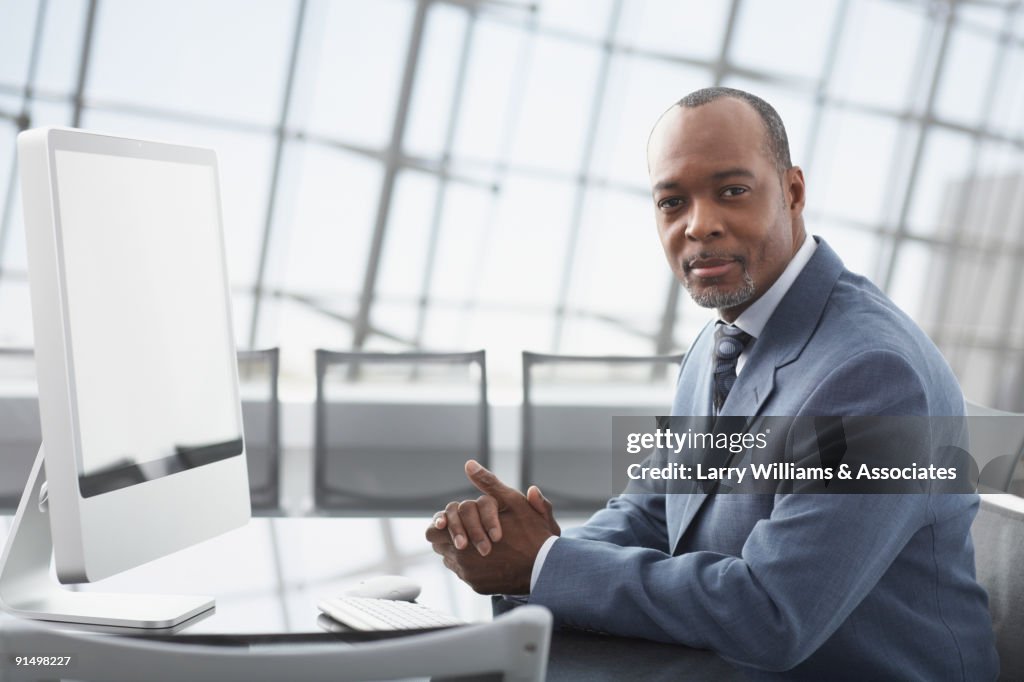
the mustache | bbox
[682,252,747,274]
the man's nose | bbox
[685,200,724,242]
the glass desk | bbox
[0,516,745,681]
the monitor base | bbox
[0,446,214,629]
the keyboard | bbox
[317,597,466,632]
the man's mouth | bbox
[685,256,741,279]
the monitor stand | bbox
[0,446,214,629]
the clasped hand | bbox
[425,460,560,595]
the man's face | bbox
[648,98,805,321]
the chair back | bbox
[521,352,683,513]
[0,604,552,681]
[0,349,40,512]
[237,348,282,513]
[971,494,1024,680]
[314,350,489,515]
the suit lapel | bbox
[668,324,714,552]
[668,237,847,554]
[721,349,776,417]
[671,321,714,416]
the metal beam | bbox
[929,1,1015,369]
[350,0,431,351]
[878,0,957,294]
[550,0,622,353]
[800,0,849,179]
[70,0,98,128]
[455,3,538,339]
[247,0,309,349]
[0,0,48,279]
[412,5,479,349]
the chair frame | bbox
[236,348,282,514]
[0,348,38,512]
[972,493,1024,679]
[313,349,490,515]
[0,604,552,681]
[520,351,684,509]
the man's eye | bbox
[659,198,683,210]
[721,186,748,197]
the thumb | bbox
[526,485,553,517]
[465,459,521,504]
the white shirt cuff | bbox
[530,536,559,592]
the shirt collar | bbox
[723,234,817,339]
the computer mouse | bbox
[343,575,422,602]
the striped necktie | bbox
[713,323,754,413]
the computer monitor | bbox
[0,127,251,628]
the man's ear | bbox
[785,166,806,215]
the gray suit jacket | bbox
[528,238,998,680]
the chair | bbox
[971,494,1024,681]
[0,604,552,681]
[237,348,282,514]
[521,352,684,513]
[0,349,40,513]
[966,402,1024,494]
[313,350,490,515]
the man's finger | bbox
[432,510,447,530]
[425,523,450,545]
[465,460,521,503]
[458,499,492,556]
[444,501,468,550]
[477,495,502,542]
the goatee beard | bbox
[685,269,756,309]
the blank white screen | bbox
[54,149,240,479]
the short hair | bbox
[676,87,792,173]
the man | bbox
[425,88,998,679]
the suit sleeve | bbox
[559,493,669,552]
[529,350,935,672]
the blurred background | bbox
[1,0,1023,408]
[2,0,1024,629]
